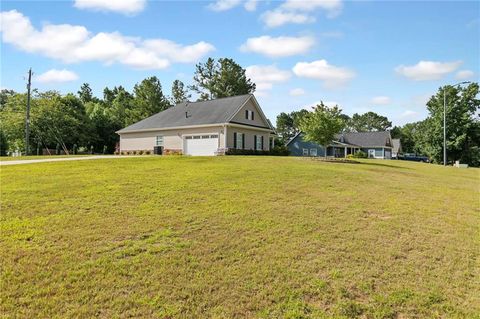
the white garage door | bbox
[183,134,219,156]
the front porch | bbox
[326,142,360,158]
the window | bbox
[201,135,210,139]
[310,148,317,156]
[193,136,201,139]
[210,134,218,138]
[256,135,262,150]
[185,136,193,139]
[303,148,309,156]
[236,133,243,149]
[156,135,164,146]
[245,110,255,120]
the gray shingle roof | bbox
[117,94,255,133]
[335,131,392,147]
[287,131,392,148]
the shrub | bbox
[114,151,119,155]
[352,150,367,158]
[270,145,290,156]
[145,150,151,155]
[138,150,144,155]
[226,146,289,156]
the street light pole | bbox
[443,81,470,166]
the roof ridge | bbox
[174,94,252,107]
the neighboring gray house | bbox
[287,131,394,159]
[392,138,402,158]
[117,94,276,156]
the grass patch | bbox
[0,155,93,161]
[1,157,479,318]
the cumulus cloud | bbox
[246,65,291,94]
[455,70,474,80]
[244,0,258,11]
[240,35,314,58]
[395,60,462,81]
[0,10,215,70]
[261,10,314,28]
[400,110,418,118]
[292,59,355,88]
[74,0,146,15]
[36,69,79,83]
[207,0,242,11]
[281,0,343,17]
[262,0,342,28]
[371,96,391,105]
[289,88,305,96]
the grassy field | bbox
[1,157,479,318]
[0,155,94,161]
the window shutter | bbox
[254,135,257,150]
[233,132,237,149]
[242,133,245,149]
[245,110,248,119]
[252,112,254,121]
[261,136,264,150]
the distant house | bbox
[287,131,394,159]
[392,139,402,158]
[116,94,276,156]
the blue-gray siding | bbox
[288,137,326,156]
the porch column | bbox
[344,146,347,158]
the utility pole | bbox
[25,68,32,156]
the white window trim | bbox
[310,148,317,156]
[156,135,164,146]
[255,135,262,150]
[303,148,309,156]
[236,133,243,149]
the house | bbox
[117,94,276,156]
[392,138,402,158]
[287,131,394,159]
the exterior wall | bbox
[360,147,392,159]
[287,137,326,157]
[226,126,271,151]
[120,126,225,152]
[230,99,270,128]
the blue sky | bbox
[1,0,479,126]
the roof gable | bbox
[288,131,392,148]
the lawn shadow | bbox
[359,161,413,170]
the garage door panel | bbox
[184,135,219,156]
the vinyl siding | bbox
[226,126,270,151]
[287,136,326,156]
[119,126,225,152]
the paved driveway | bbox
[0,155,145,166]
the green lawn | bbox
[1,157,479,318]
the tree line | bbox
[1,56,478,166]
[277,83,479,166]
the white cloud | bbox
[261,10,314,28]
[371,96,391,105]
[281,0,343,18]
[0,10,215,70]
[36,69,79,83]
[395,60,462,81]
[74,0,146,15]
[289,88,305,96]
[244,0,258,11]
[262,0,342,28]
[207,0,242,11]
[240,35,314,58]
[143,40,215,63]
[246,65,291,94]
[292,59,355,88]
[455,70,474,80]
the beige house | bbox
[117,94,276,156]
